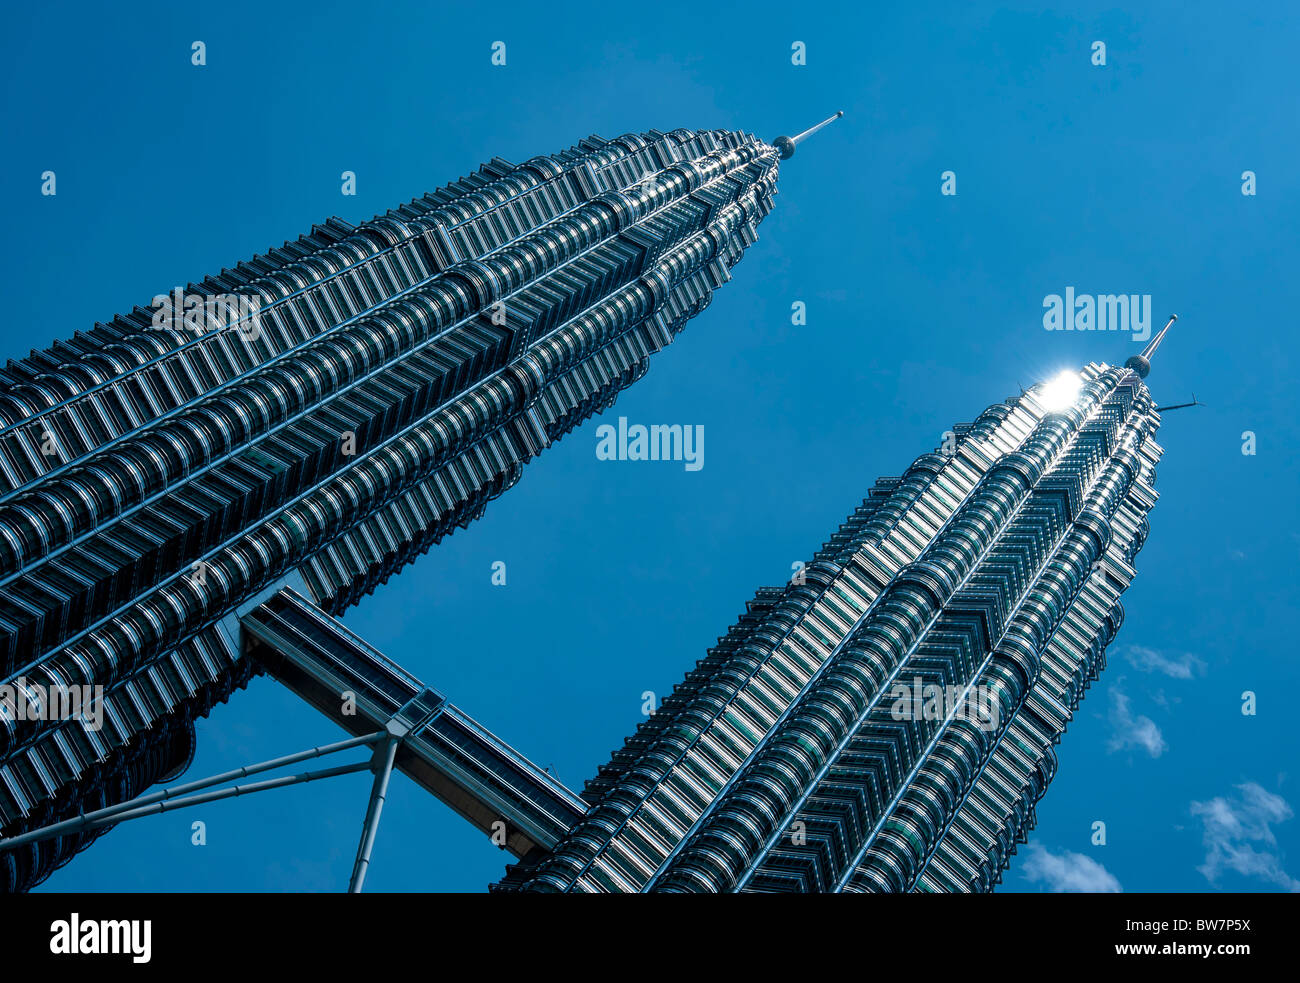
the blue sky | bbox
[3,0,1297,892]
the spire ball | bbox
[773,111,844,159]
[1125,354,1151,379]
[1124,314,1178,379]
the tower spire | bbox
[1125,314,1177,378]
[773,111,844,159]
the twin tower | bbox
[0,117,1167,892]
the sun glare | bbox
[1037,370,1083,412]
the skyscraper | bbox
[497,328,1172,892]
[0,120,827,892]
[0,111,1175,895]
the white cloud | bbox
[1020,843,1122,893]
[1150,688,1181,709]
[1123,645,1205,679]
[1190,783,1300,892]
[1106,685,1167,758]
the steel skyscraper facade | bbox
[0,111,1175,895]
[0,124,796,892]
[497,342,1169,892]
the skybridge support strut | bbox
[2,584,587,891]
[348,737,399,893]
[0,731,384,854]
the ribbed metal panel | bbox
[0,127,786,890]
[506,363,1163,893]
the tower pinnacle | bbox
[1125,314,1178,378]
[773,111,844,159]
